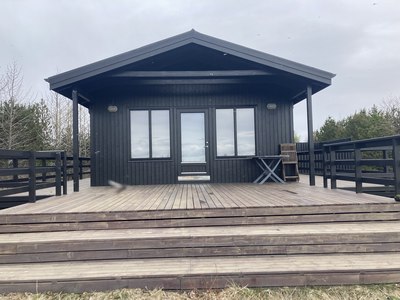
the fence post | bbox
[62,152,67,195]
[393,138,400,196]
[354,146,362,193]
[55,152,62,196]
[330,147,337,189]
[28,151,36,202]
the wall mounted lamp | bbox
[107,105,118,113]
[267,103,277,110]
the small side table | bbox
[252,155,287,184]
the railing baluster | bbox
[79,158,83,180]
[330,148,337,189]
[12,158,18,182]
[28,151,36,202]
[323,146,328,188]
[393,138,400,196]
[62,152,68,195]
[354,146,362,193]
[55,152,62,196]
[41,158,47,182]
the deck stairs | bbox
[0,202,400,292]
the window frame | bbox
[130,108,172,160]
[215,106,256,158]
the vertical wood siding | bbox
[90,84,294,185]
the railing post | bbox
[393,138,400,196]
[330,147,337,189]
[12,158,18,182]
[354,146,362,193]
[62,152,68,195]
[55,152,62,196]
[41,158,47,182]
[306,85,316,186]
[79,158,83,180]
[28,151,36,202]
[383,149,389,174]
[323,146,328,188]
[72,89,80,192]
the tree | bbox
[0,63,50,150]
[315,105,396,142]
[342,106,394,140]
[315,116,345,142]
[44,91,90,156]
[382,96,400,134]
[0,62,90,154]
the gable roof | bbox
[46,30,335,102]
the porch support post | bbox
[306,85,316,186]
[72,89,80,192]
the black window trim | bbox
[130,108,172,160]
[215,106,256,158]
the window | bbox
[130,110,170,159]
[216,108,255,156]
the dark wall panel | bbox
[90,84,294,185]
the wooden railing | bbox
[297,135,400,197]
[0,149,90,207]
[65,156,91,180]
[322,135,400,196]
[297,139,351,175]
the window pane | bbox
[181,113,205,163]
[130,111,149,158]
[237,108,255,156]
[151,110,170,158]
[216,109,235,156]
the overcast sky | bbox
[1,0,399,140]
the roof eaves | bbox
[190,31,335,83]
[46,30,197,89]
[46,29,335,91]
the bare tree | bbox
[44,91,90,156]
[0,62,36,150]
[382,96,400,134]
[79,105,90,157]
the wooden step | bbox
[1,203,399,233]
[1,222,399,263]
[1,253,400,293]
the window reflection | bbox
[216,109,235,156]
[216,107,255,157]
[151,110,170,158]
[181,113,205,163]
[237,108,255,156]
[130,111,149,158]
[131,109,170,159]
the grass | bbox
[0,284,400,300]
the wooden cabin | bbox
[46,30,334,186]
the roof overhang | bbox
[45,30,335,106]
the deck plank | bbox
[0,177,395,215]
[1,253,400,281]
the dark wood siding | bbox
[90,84,294,185]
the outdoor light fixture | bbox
[267,103,277,110]
[107,105,118,113]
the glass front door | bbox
[178,110,210,181]
[181,112,206,163]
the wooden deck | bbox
[0,176,392,215]
[0,177,399,292]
